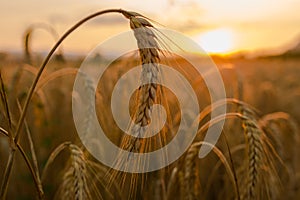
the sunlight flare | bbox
[194,28,234,54]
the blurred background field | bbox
[1,47,300,199]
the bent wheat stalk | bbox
[0,9,141,199]
[184,141,238,200]
[23,23,64,63]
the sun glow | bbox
[195,28,234,54]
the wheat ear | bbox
[184,141,238,200]
[120,14,160,153]
[57,144,90,200]
[109,13,162,200]
[184,144,199,200]
[240,106,263,200]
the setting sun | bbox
[194,28,234,54]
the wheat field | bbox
[0,9,300,200]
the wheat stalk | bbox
[184,141,238,200]
[239,106,263,200]
[56,144,90,200]
[0,9,137,198]
[184,143,199,200]
[120,14,160,153]
[259,112,299,198]
[0,9,142,199]
[178,170,185,200]
[166,167,178,200]
[70,144,89,200]
[104,13,167,200]
[23,23,65,64]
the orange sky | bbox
[1,0,300,54]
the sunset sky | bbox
[1,0,300,54]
